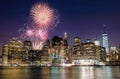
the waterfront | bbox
[0,66,120,79]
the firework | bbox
[27,28,48,50]
[31,29,48,50]
[32,41,44,50]
[26,29,33,36]
[37,29,48,40]
[19,2,59,50]
[30,2,58,30]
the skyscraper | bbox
[63,32,68,46]
[102,32,109,54]
[94,38,100,46]
[74,37,80,46]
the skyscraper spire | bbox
[103,24,106,33]
[63,32,68,46]
[64,32,67,40]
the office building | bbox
[102,32,109,54]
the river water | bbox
[0,66,120,79]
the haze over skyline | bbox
[0,0,120,55]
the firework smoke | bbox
[19,2,58,50]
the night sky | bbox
[0,0,120,54]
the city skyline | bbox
[0,0,120,54]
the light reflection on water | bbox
[0,66,120,79]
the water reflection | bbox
[104,67,113,79]
[28,67,41,79]
[51,67,59,79]
[0,67,28,79]
[79,67,94,79]
[60,67,66,79]
[0,66,120,79]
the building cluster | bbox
[2,38,32,65]
[2,32,120,66]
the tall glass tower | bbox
[63,32,68,46]
[102,33,109,54]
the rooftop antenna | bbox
[103,24,107,34]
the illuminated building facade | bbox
[2,38,24,64]
[94,39,100,46]
[40,39,52,65]
[2,44,9,64]
[71,37,81,62]
[71,37,106,65]
[23,41,32,63]
[96,46,106,62]
[102,33,109,54]
[106,46,120,64]
[43,39,51,56]
[51,35,69,65]
[74,37,80,46]
[2,32,111,66]
[28,50,42,64]
[2,38,32,64]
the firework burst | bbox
[30,2,58,30]
[19,2,59,50]
[19,26,48,50]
